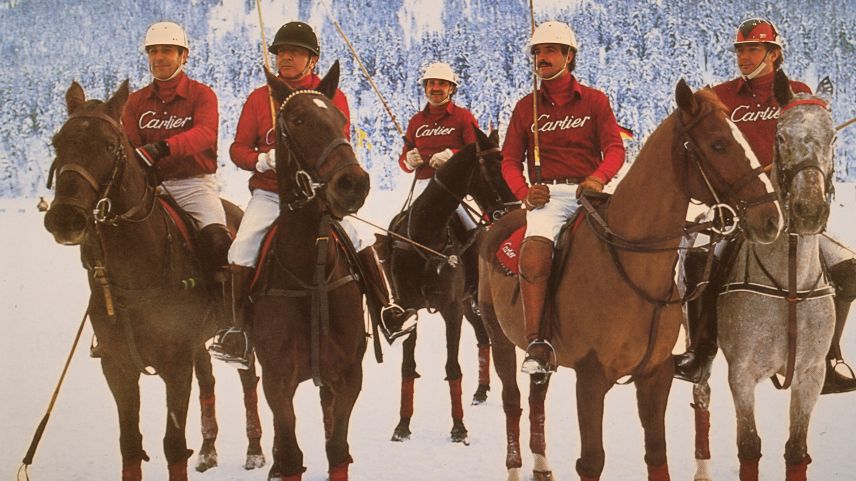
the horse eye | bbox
[292,117,304,126]
[712,141,726,153]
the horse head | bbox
[469,127,516,221]
[265,61,369,220]
[675,79,783,244]
[44,80,149,245]
[771,69,835,235]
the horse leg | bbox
[464,300,491,405]
[635,359,674,481]
[529,376,553,481]
[161,356,195,481]
[441,306,469,444]
[263,376,304,479]
[193,348,218,473]
[574,358,612,481]
[691,381,713,481]
[728,367,762,481]
[392,330,418,442]
[240,354,265,470]
[101,357,147,481]
[784,364,824,481]
[480,300,523,481]
[324,363,363,481]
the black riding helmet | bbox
[269,21,320,56]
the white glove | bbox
[429,148,453,169]
[404,148,424,170]
[255,149,276,173]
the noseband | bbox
[48,111,153,225]
[277,90,358,210]
[677,106,778,235]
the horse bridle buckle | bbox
[94,197,114,224]
[707,203,739,236]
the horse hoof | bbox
[533,469,554,481]
[471,384,490,405]
[244,453,266,470]
[391,427,411,442]
[450,421,469,445]
[195,450,218,472]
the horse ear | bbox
[473,124,489,146]
[815,75,834,101]
[265,67,292,105]
[488,128,499,146]
[773,69,793,107]
[675,78,698,116]
[316,60,341,99]
[105,80,129,120]
[66,81,86,115]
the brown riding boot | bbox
[821,297,856,394]
[674,251,719,383]
[519,236,556,379]
[357,245,417,342]
[208,264,254,369]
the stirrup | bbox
[379,304,418,343]
[521,339,557,377]
[208,327,251,370]
[821,358,856,395]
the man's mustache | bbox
[538,61,552,68]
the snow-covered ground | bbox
[2,184,855,481]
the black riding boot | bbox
[358,245,417,343]
[821,259,856,395]
[674,251,719,383]
[208,264,254,369]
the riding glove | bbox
[429,148,453,169]
[404,148,424,170]
[576,176,604,197]
[524,183,550,210]
[134,141,170,167]
[255,149,277,173]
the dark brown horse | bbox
[250,62,370,481]
[380,128,517,444]
[43,81,264,480]
[478,80,784,481]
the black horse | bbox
[377,128,517,444]
[43,81,264,480]
[249,62,371,481]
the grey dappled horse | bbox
[691,71,836,481]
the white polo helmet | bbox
[419,62,459,86]
[529,21,578,52]
[144,21,190,51]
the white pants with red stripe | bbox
[159,174,226,229]
[524,184,578,243]
[227,188,361,268]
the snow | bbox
[2,184,856,481]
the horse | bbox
[379,127,518,444]
[43,81,265,480]
[478,79,785,481]
[689,71,837,481]
[249,62,370,481]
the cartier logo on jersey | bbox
[531,114,591,133]
[139,111,192,130]
[415,124,456,138]
[730,104,780,123]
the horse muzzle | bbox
[788,169,830,235]
[326,165,370,219]
[741,200,784,245]
[44,202,89,245]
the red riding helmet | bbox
[734,18,783,48]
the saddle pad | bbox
[495,209,589,276]
[251,223,279,290]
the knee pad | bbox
[829,258,856,302]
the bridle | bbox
[276,89,358,211]
[47,111,155,226]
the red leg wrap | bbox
[121,458,142,481]
[329,457,353,481]
[167,459,188,481]
[243,387,263,439]
[505,408,522,469]
[785,454,811,481]
[200,393,218,440]
[739,458,760,481]
[281,474,303,481]
[400,376,416,419]
[579,475,600,481]
[478,344,491,385]
[693,403,711,459]
[449,377,464,420]
[529,395,546,455]
[647,462,671,481]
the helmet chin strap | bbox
[536,53,572,81]
[741,49,770,81]
[427,95,451,107]
[150,52,187,82]
[281,58,315,83]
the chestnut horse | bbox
[43,81,264,480]
[249,62,370,481]
[690,71,837,481]
[478,80,784,481]
[381,128,517,444]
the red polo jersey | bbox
[501,73,625,201]
[123,72,218,180]
[398,102,479,180]
[713,73,811,168]
[230,73,351,193]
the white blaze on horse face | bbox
[313,98,329,110]
[726,118,784,231]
